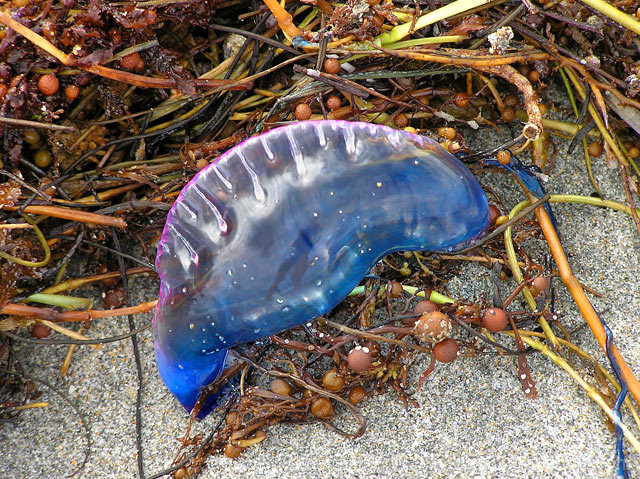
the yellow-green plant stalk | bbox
[377,0,493,45]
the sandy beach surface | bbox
[2,116,640,479]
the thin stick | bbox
[0,117,75,131]
[15,402,50,410]
[89,301,157,319]
[0,13,68,64]
[4,205,126,229]
[35,319,100,350]
[0,223,33,230]
[1,300,157,322]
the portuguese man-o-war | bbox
[153,120,492,418]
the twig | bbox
[0,117,75,131]
[473,63,542,140]
[0,300,157,321]
[35,319,99,349]
[0,223,33,230]
[4,205,127,229]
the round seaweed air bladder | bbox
[153,121,490,417]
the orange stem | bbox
[2,303,88,321]
[83,64,250,90]
[262,0,301,38]
[0,12,71,65]
[89,300,157,319]
[1,300,157,322]
[4,205,126,229]
[530,193,640,404]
